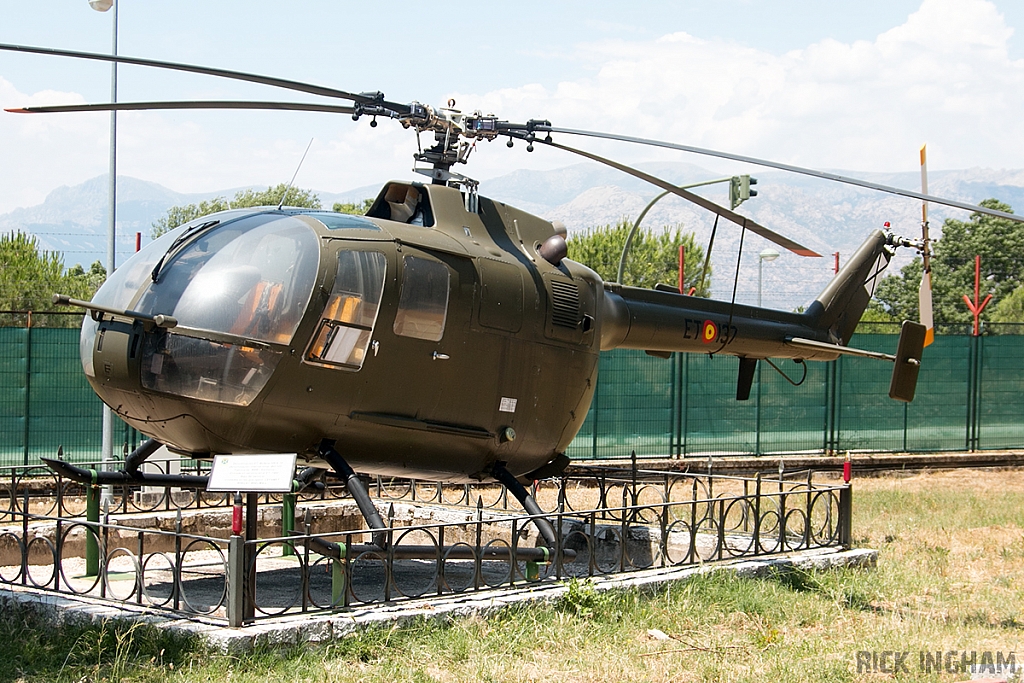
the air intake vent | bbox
[550,280,580,329]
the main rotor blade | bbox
[539,137,821,257]
[540,126,1024,225]
[5,100,355,115]
[0,42,405,112]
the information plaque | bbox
[207,453,298,493]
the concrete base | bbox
[0,546,877,654]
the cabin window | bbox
[366,183,434,227]
[306,250,387,369]
[393,256,449,342]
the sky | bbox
[1,0,1023,215]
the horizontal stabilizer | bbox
[889,321,926,402]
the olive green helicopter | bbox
[4,42,1022,550]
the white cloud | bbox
[455,0,1024,178]
[1,0,1021,214]
[0,76,108,210]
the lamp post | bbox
[755,247,779,455]
[757,247,779,307]
[90,0,117,495]
[617,176,741,286]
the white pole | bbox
[93,0,118,499]
[757,248,779,308]
[758,258,763,307]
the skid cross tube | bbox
[41,456,209,488]
[318,441,388,548]
[491,463,559,548]
[124,439,163,474]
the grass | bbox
[3,469,1024,682]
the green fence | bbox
[0,323,139,465]
[1,325,1023,465]
[567,331,1024,460]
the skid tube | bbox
[41,442,575,563]
[303,538,556,564]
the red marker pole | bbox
[678,244,685,294]
[232,492,243,535]
[962,255,992,336]
[839,451,853,547]
[135,231,141,252]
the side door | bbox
[361,247,492,430]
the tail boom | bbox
[599,229,897,362]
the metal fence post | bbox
[670,352,679,457]
[755,360,762,455]
[244,492,257,621]
[591,361,600,460]
[227,534,244,627]
[331,555,345,606]
[85,481,100,577]
[681,353,690,457]
[20,491,28,584]
[752,473,761,554]
[22,320,31,466]
[839,484,852,548]
[839,454,856,548]
[282,492,296,557]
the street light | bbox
[757,247,779,307]
[90,0,117,494]
[617,175,743,286]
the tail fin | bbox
[803,229,893,345]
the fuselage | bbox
[80,181,891,482]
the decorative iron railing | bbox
[0,464,850,626]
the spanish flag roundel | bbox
[702,320,718,344]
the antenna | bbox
[278,138,314,210]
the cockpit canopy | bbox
[97,210,321,344]
[81,210,323,397]
[136,213,320,344]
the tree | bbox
[231,183,321,211]
[333,198,374,215]
[151,198,230,238]
[991,283,1024,323]
[0,231,105,326]
[152,184,322,238]
[567,220,711,295]
[856,305,900,333]
[872,199,1023,325]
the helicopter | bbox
[5,42,1022,549]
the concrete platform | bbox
[0,546,877,653]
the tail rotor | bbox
[918,144,935,347]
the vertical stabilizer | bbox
[803,230,893,345]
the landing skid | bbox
[40,441,574,564]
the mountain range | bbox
[3,163,1023,311]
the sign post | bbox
[209,454,297,627]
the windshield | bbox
[133,213,320,344]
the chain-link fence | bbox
[1,317,1022,465]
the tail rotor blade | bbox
[919,144,934,347]
[919,270,934,347]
